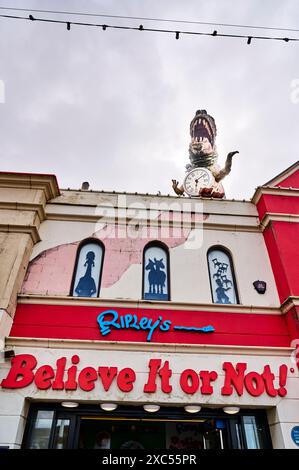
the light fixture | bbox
[253,280,267,294]
[100,403,118,411]
[61,401,79,408]
[184,405,201,414]
[143,404,160,413]
[223,406,240,415]
[4,349,15,359]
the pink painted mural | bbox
[21,213,207,296]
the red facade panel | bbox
[10,303,290,347]
[256,195,299,221]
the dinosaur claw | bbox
[227,151,239,158]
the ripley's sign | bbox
[97,309,215,341]
[0,355,291,398]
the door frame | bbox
[22,403,272,449]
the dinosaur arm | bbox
[215,151,239,182]
[172,179,185,196]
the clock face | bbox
[183,168,214,196]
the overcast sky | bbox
[0,0,298,199]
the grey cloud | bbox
[0,0,298,198]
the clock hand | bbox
[196,175,205,182]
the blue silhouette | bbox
[215,278,231,304]
[211,257,233,304]
[75,251,97,297]
[144,257,168,300]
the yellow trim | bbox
[81,416,206,423]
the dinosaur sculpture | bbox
[172,109,239,198]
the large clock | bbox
[183,168,215,197]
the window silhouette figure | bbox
[207,247,239,304]
[143,244,170,301]
[71,241,104,297]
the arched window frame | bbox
[142,241,171,301]
[207,245,240,305]
[70,238,105,298]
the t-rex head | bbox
[188,109,218,168]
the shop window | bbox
[142,242,170,301]
[71,239,104,297]
[28,410,54,449]
[53,418,71,449]
[242,416,264,449]
[207,246,239,304]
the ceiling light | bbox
[61,401,79,408]
[100,403,118,411]
[223,406,240,415]
[184,405,201,414]
[143,404,160,413]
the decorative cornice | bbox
[17,294,282,315]
[45,211,259,232]
[0,224,40,243]
[252,186,299,205]
[280,296,299,314]
[5,336,294,357]
[0,202,46,223]
[260,213,299,231]
[60,188,252,204]
[263,160,299,187]
[203,222,259,233]
[0,172,60,201]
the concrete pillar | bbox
[0,173,60,344]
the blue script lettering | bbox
[97,310,171,341]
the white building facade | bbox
[0,163,298,449]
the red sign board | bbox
[10,304,290,347]
[0,354,289,398]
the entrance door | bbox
[22,405,272,449]
[78,417,228,449]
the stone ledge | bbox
[17,293,282,315]
[0,202,46,223]
[0,172,60,201]
[0,224,40,243]
[260,213,299,231]
[5,336,294,357]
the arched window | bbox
[207,246,239,304]
[70,239,104,297]
[142,242,170,301]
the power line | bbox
[0,13,298,44]
[0,5,299,33]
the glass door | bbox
[77,417,230,449]
[242,416,265,449]
[24,409,77,449]
[23,405,272,450]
